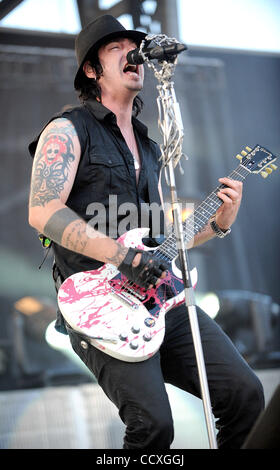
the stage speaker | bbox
[242,384,280,449]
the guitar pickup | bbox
[122,284,146,301]
[111,287,140,309]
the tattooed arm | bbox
[28,118,130,267]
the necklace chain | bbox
[131,152,140,170]
[120,125,140,170]
[127,131,140,170]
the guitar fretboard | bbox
[155,163,250,261]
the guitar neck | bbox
[153,144,277,260]
[157,163,250,258]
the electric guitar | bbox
[58,145,277,362]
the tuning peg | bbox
[236,154,242,161]
[261,171,269,178]
[241,150,248,156]
[265,167,273,174]
[270,164,277,170]
[245,146,252,152]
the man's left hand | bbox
[215,177,243,230]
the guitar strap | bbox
[52,261,69,334]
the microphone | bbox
[127,43,187,65]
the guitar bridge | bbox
[110,287,140,309]
[109,276,146,304]
[122,284,146,301]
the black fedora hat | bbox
[74,14,147,89]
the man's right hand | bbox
[118,247,167,290]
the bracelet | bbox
[210,219,231,238]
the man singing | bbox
[28,15,264,449]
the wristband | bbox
[210,219,231,238]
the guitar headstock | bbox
[236,145,278,178]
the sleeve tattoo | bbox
[29,119,128,262]
[29,119,76,207]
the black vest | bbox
[29,99,164,281]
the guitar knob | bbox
[129,340,139,350]
[143,332,152,342]
[119,332,128,341]
[131,325,140,334]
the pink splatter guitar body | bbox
[58,228,197,362]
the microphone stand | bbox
[140,35,218,449]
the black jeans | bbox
[68,305,264,449]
